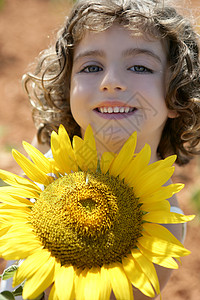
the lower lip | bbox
[93,109,137,120]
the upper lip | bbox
[94,101,134,108]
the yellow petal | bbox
[143,223,184,247]
[12,149,53,186]
[138,244,178,269]
[0,169,41,192]
[0,213,29,223]
[73,135,97,172]
[131,249,160,295]
[0,242,41,260]
[138,232,191,257]
[22,255,56,299]
[54,265,75,300]
[14,249,53,286]
[23,141,54,174]
[58,125,76,165]
[0,236,40,249]
[0,223,33,238]
[143,155,177,174]
[0,215,29,224]
[143,211,195,224]
[0,193,33,207]
[107,262,134,300]
[51,131,65,174]
[121,143,151,186]
[1,186,39,199]
[133,167,175,197]
[49,284,59,300]
[109,132,137,177]
[122,254,155,297]
[0,226,11,236]
[73,125,98,172]
[0,231,37,250]
[73,135,84,166]
[139,184,184,204]
[83,267,101,300]
[141,200,170,212]
[0,207,30,219]
[100,152,115,174]
[75,267,88,300]
[99,266,112,300]
[51,126,78,174]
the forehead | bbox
[73,25,168,62]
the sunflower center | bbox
[30,172,143,268]
[79,198,96,212]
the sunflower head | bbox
[31,171,143,268]
[0,125,195,300]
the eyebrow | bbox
[73,48,162,64]
[73,50,105,63]
[122,48,162,63]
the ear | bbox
[168,110,179,118]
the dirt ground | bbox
[0,1,200,299]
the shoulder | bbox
[44,149,53,158]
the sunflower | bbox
[0,125,194,300]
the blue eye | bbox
[129,65,153,73]
[81,65,103,73]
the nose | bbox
[99,68,127,93]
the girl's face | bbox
[70,25,174,161]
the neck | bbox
[81,128,161,164]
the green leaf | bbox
[13,286,23,297]
[0,291,15,300]
[0,265,18,280]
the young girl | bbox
[5,0,200,299]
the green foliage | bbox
[50,0,76,4]
[192,189,200,214]
[0,0,4,11]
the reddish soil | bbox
[0,1,200,299]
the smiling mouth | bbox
[95,106,137,114]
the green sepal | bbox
[0,265,18,281]
[33,293,44,300]
[0,288,44,300]
[12,286,23,297]
[0,291,15,300]
[96,159,101,173]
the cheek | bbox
[70,79,83,110]
[139,86,168,123]
[70,77,92,105]
[70,84,90,130]
[71,74,94,92]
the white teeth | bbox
[98,106,134,114]
[125,107,130,113]
[114,107,120,113]
[108,107,113,113]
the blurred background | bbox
[0,0,200,299]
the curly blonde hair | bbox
[23,0,200,165]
